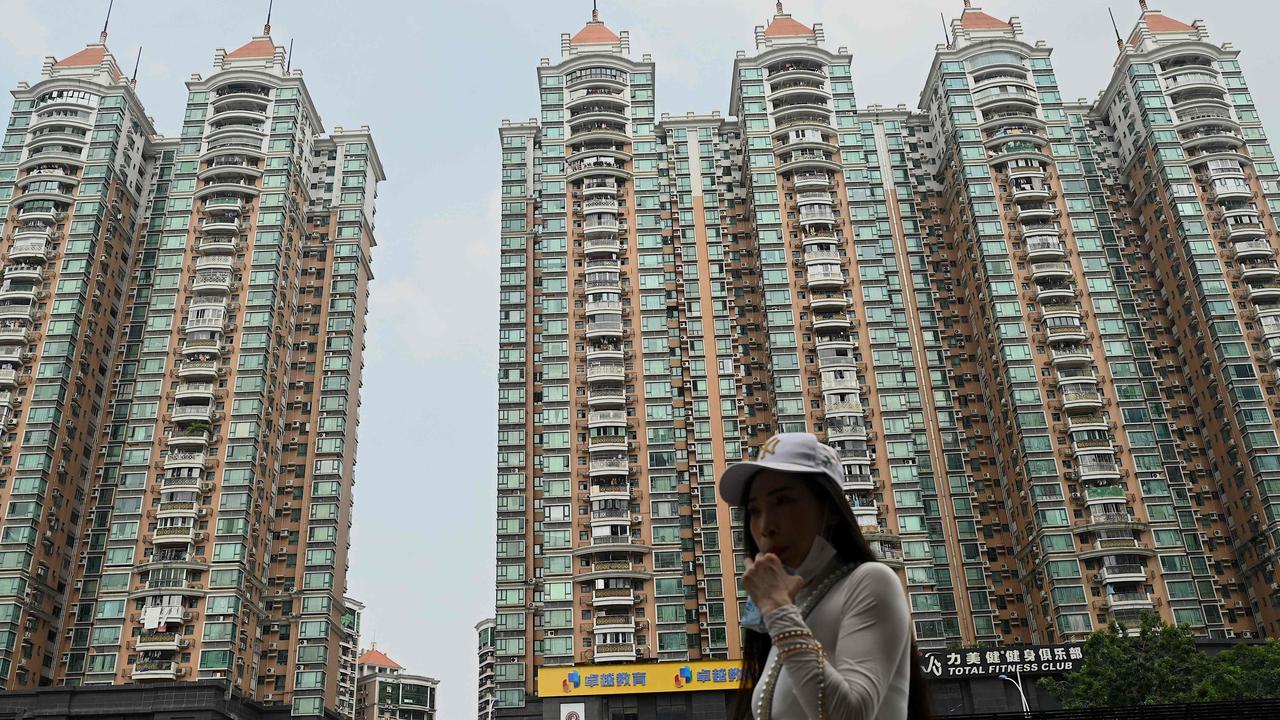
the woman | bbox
[719,433,931,720]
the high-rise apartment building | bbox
[355,646,439,720]
[494,3,1280,718]
[477,618,496,720]
[0,19,381,718]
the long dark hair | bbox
[731,472,933,720]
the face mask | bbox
[740,535,837,633]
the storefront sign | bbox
[919,644,1084,679]
[539,659,744,697]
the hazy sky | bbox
[2,1,1278,718]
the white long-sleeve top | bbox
[752,561,912,720]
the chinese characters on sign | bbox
[920,644,1084,679]
[540,660,745,697]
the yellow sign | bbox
[539,659,745,697]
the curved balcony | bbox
[1050,344,1093,367]
[585,316,623,340]
[1007,164,1047,182]
[816,339,857,368]
[1226,219,1267,242]
[181,337,221,356]
[0,325,30,345]
[820,371,859,393]
[198,236,237,255]
[584,236,621,255]
[17,167,79,189]
[588,435,627,454]
[1061,385,1103,411]
[1099,564,1147,584]
[192,271,232,294]
[809,292,849,311]
[157,499,200,520]
[1247,279,1280,301]
[202,196,244,214]
[1076,458,1122,483]
[806,266,844,290]
[153,526,196,545]
[1026,238,1066,261]
[567,158,630,183]
[197,163,262,183]
[772,102,832,125]
[1011,184,1051,204]
[177,360,218,380]
[587,385,626,408]
[14,205,62,224]
[0,304,34,323]
[172,404,213,424]
[11,224,52,242]
[588,456,629,477]
[1029,262,1071,281]
[1240,260,1280,282]
[793,172,832,191]
[167,429,210,450]
[583,216,620,236]
[1103,592,1154,611]
[0,367,19,388]
[1211,181,1253,202]
[173,382,215,402]
[1018,205,1057,224]
[586,360,626,383]
[778,152,840,176]
[0,286,37,306]
[1035,283,1075,304]
[132,660,180,680]
[1232,239,1273,260]
[588,410,627,430]
[194,179,259,200]
[1066,414,1108,432]
[1046,323,1086,344]
[796,191,834,207]
[1182,128,1244,153]
[812,313,852,332]
[3,265,42,284]
[974,85,1039,111]
[591,588,635,608]
[205,122,266,145]
[582,179,619,197]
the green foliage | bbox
[1040,613,1280,709]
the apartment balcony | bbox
[1182,127,1244,152]
[824,398,863,417]
[859,524,899,543]
[0,325,30,345]
[1007,164,1047,182]
[806,266,844,289]
[793,172,832,191]
[1099,564,1147,584]
[1050,344,1092,367]
[1076,459,1122,482]
[849,502,879,525]
[827,421,867,443]
[1260,316,1280,341]
[587,385,625,407]
[820,372,859,393]
[0,302,33,323]
[1103,592,1155,611]
[1211,179,1253,202]
[585,299,622,316]
[0,286,36,306]
[589,456,629,477]
[172,404,214,423]
[157,500,199,519]
[1227,220,1267,242]
[0,368,20,388]
[8,241,50,263]
[567,158,630,182]
[589,482,631,501]
[2,263,42,284]
[131,661,179,680]
[778,151,840,175]
[1240,260,1280,282]
[974,86,1039,111]
[591,588,636,607]
[1029,262,1071,282]
[809,292,849,311]
[585,317,623,340]
[177,360,218,380]
[1035,283,1075,304]
[584,236,621,255]
[1017,205,1057,224]
[804,247,840,265]
[184,312,225,333]
[583,216,620,236]
[153,526,196,545]
[816,340,857,368]
[164,451,207,471]
[592,641,637,663]
[592,614,636,632]
[812,313,851,332]
[1061,387,1104,411]
[1046,322,1086,343]
[200,217,241,236]
[590,507,631,526]
[1232,239,1274,260]
[588,410,627,429]
[582,179,619,197]
[586,361,626,383]
[1025,238,1065,261]
[1247,279,1280,302]
[135,632,184,652]
[798,207,837,227]
[173,382,215,402]
[192,271,232,293]
[202,196,244,214]
[1075,511,1145,535]
[166,429,210,450]
[0,346,28,367]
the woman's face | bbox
[746,470,826,568]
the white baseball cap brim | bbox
[718,460,839,507]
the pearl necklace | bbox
[754,562,859,720]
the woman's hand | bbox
[743,553,805,616]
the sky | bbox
[1,0,1279,718]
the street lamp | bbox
[997,670,1031,714]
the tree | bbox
[1042,613,1280,708]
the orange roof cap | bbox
[571,21,620,45]
[226,37,277,60]
[358,647,402,669]
[54,46,108,68]
[764,16,815,37]
[961,10,1012,30]
[1144,13,1196,33]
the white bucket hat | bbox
[718,432,845,506]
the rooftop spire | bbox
[1108,7,1124,50]
[1138,0,1148,10]
[264,0,273,35]
[963,0,972,7]
[776,1,784,14]
[100,0,113,43]
[592,0,598,22]
[130,45,141,85]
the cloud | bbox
[0,0,52,61]
[365,191,501,365]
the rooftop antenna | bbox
[286,38,294,72]
[100,0,113,43]
[264,0,273,34]
[130,46,141,85]
[1108,8,1124,50]
[1138,0,1148,11]
[940,12,951,48]
[592,0,599,22]
[963,0,972,8]
[777,1,784,14]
